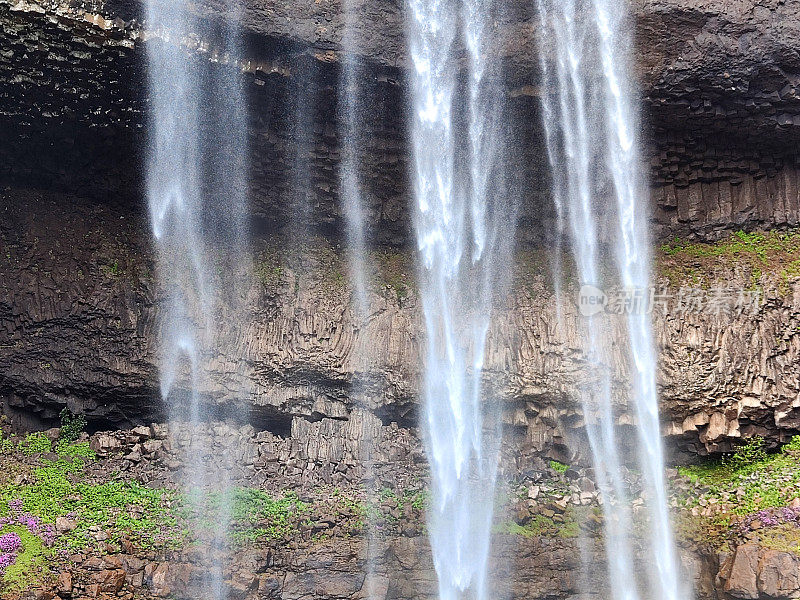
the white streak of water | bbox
[537,1,688,598]
[338,3,380,596]
[407,0,512,597]
[145,0,249,596]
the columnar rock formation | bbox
[2,190,800,464]
[2,1,800,598]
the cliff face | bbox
[2,1,800,598]
[3,0,800,246]
[1,0,798,487]
[3,188,799,465]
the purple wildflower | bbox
[0,532,22,552]
[19,514,39,533]
[40,524,55,547]
[0,551,16,574]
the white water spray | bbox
[339,3,381,595]
[145,0,249,597]
[407,0,513,597]
[537,1,687,599]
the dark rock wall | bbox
[2,2,799,597]
[4,0,800,247]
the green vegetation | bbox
[0,454,181,552]
[658,229,800,290]
[374,250,412,303]
[255,249,284,289]
[17,434,52,456]
[0,430,318,554]
[1,525,49,591]
[678,437,777,509]
[676,436,800,552]
[55,441,94,461]
[58,408,87,444]
[495,510,580,539]
[661,230,781,261]
[549,460,569,474]
[182,487,311,544]
[101,260,121,277]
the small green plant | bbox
[728,436,767,471]
[17,434,51,456]
[55,442,94,461]
[58,408,86,444]
[0,439,14,455]
[783,435,800,453]
[549,460,569,474]
[100,260,121,278]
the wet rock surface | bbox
[3,0,800,598]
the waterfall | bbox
[339,2,381,594]
[407,0,513,597]
[537,1,687,599]
[145,0,249,596]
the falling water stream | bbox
[537,1,687,599]
[145,0,249,597]
[141,0,683,596]
[407,0,513,597]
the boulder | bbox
[721,544,760,599]
[757,549,800,598]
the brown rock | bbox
[94,569,125,593]
[55,517,77,533]
[150,563,170,594]
[722,544,760,599]
[757,549,800,597]
[56,571,72,595]
[229,571,258,598]
[89,434,121,455]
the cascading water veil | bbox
[407,0,513,597]
[339,2,382,594]
[145,0,249,596]
[537,1,688,599]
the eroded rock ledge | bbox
[0,423,717,600]
[2,0,800,245]
[2,188,800,464]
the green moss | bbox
[658,229,800,290]
[1,525,49,591]
[254,250,284,289]
[660,230,799,262]
[756,523,800,555]
[374,250,412,303]
[549,460,569,474]
[495,511,579,539]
